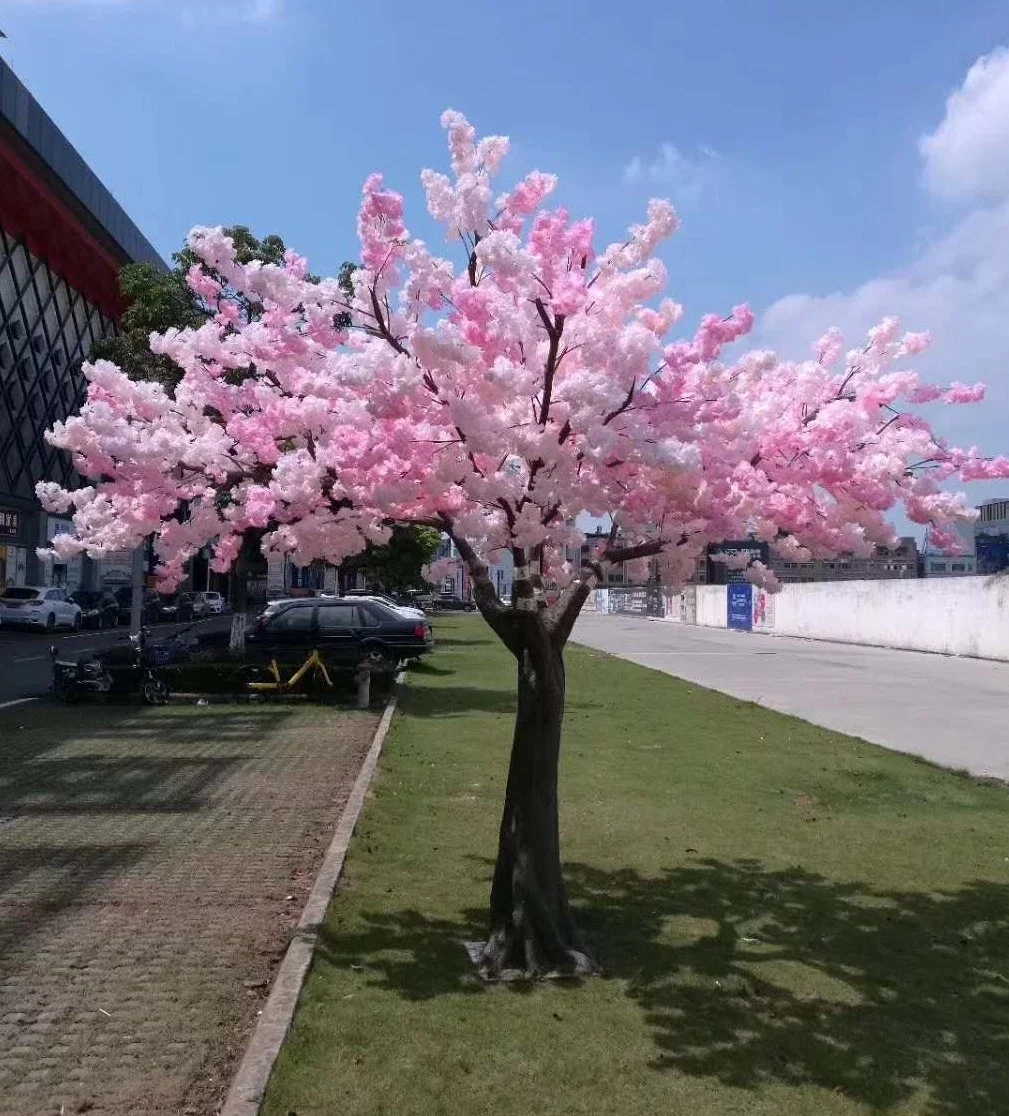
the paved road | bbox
[573,613,1009,780]
[0,617,229,707]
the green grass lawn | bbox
[263,617,1009,1116]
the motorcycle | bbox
[50,626,190,705]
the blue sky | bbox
[3,0,1009,515]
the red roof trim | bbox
[0,134,125,318]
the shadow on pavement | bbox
[0,843,149,970]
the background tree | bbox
[342,524,442,595]
[39,113,1009,979]
[91,225,295,389]
[93,229,355,647]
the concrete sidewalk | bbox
[573,613,1009,780]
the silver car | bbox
[0,586,82,631]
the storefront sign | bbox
[45,516,73,542]
[0,508,21,540]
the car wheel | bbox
[46,613,56,632]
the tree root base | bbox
[464,940,600,983]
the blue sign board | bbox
[727,582,753,631]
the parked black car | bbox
[245,598,433,667]
[435,594,476,611]
[70,589,120,629]
[155,592,195,623]
[113,587,160,625]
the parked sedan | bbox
[113,587,160,626]
[154,592,195,623]
[0,586,81,631]
[70,589,120,629]
[435,594,476,612]
[246,598,433,667]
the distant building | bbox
[922,522,977,577]
[921,498,1009,577]
[432,537,513,600]
[577,529,707,585]
[707,540,770,584]
[770,537,920,584]
[974,499,1009,575]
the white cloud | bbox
[758,48,1009,498]
[622,143,717,202]
[919,46,1009,203]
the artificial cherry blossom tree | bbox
[39,112,1009,978]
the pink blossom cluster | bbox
[39,111,1009,594]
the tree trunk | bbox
[229,540,250,657]
[478,624,597,980]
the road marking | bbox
[13,655,46,664]
[622,650,767,657]
[0,697,37,712]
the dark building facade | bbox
[0,57,164,586]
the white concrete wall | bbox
[769,577,1009,659]
[688,576,1009,661]
[695,585,728,628]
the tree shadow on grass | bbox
[428,636,488,647]
[406,660,457,677]
[318,858,1009,1115]
[404,686,605,719]
[403,686,518,717]
[315,906,488,1000]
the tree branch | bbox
[442,520,522,656]
[602,379,637,426]
[548,573,598,647]
[534,299,565,426]
[603,536,678,564]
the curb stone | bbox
[220,670,405,1116]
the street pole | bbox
[129,544,144,636]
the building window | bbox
[929,562,946,573]
[0,229,115,505]
[951,563,965,572]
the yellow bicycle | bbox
[247,648,334,693]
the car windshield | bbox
[71,591,102,606]
[1,587,40,601]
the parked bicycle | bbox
[50,625,196,704]
[246,648,334,694]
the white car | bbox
[341,592,426,620]
[0,586,82,631]
[260,593,426,622]
[192,591,226,615]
